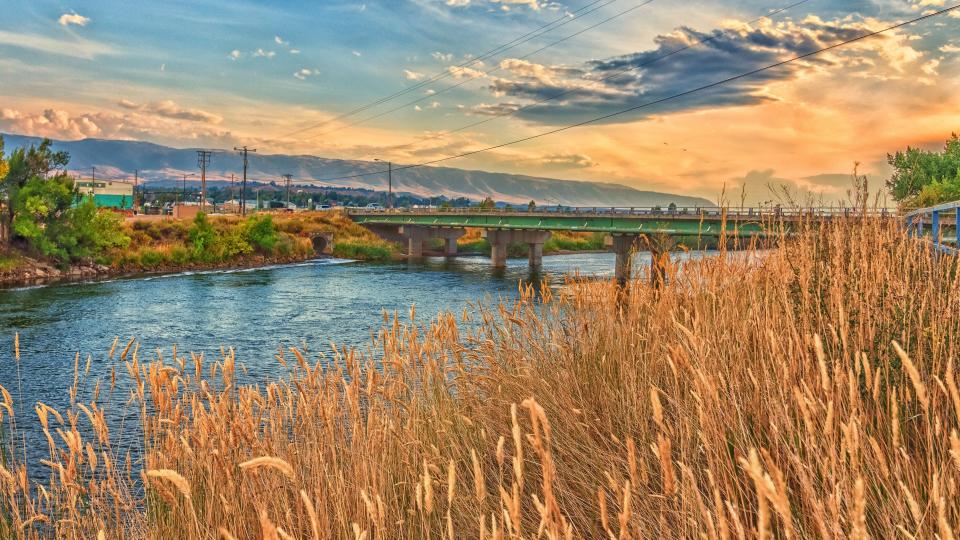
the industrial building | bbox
[75,180,134,210]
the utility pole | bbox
[133,169,139,213]
[282,174,293,210]
[197,150,212,210]
[234,146,257,215]
[91,166,96,197]
[230,173,236,213]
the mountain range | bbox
[0,134,713,207]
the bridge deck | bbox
[349,207,884,237]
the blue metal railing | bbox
[903,200,960,254]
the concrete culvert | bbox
[311,234,331,254]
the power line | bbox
[412,0,811,146]
[276,0,619,139]
[302,0,658,141]
[295,4,960,184]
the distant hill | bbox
[1,134,713,207]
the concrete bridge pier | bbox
[483,229,552,268]
[400,226,465,258]
[611,234,636,287]
[609,234,673,288]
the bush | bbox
[245,215,278,253]
[332,241,394,261]
[139,248,166,268]
[170,246,191,265]
[188,213,219,262]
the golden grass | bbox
[1,215,959,538]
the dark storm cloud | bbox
[477,16,895,125]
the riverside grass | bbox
[1,215,960,538]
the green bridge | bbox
[350,207,883,285]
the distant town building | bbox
[75,180,134,210]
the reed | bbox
[1,213,959,538]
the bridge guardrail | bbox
[349,206,890,220]
[904,200,960,254]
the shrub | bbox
[332,241,394,261]
[170,246,191,265]
[139,248,166,268]
[245,215,278,253]
[188,213,219,262]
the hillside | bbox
[1,134,713,207]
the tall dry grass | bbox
[1,214,959,538]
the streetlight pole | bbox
[181,173,195,206]
[375,159,393,209]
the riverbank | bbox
[0,210,398,288]
[0,212,628,288]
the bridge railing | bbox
[351,205,890,219]
[903,200,960,254]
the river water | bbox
[0,251,716,466]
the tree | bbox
[0,136,128,262]
[478,196,496,210]
[887,133,960,205]
[528,200,536,212]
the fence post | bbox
[932,210,941,248]
[956,207,960,247]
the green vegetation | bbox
[332,240,394,261]
[544,231,605,252]
[887,132,960,206]
[0,136,129,265]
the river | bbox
[0,251,716,466]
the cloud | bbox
[352,50,362,57]
[541,152,597,168]
[116,99,222,123]
[294,68,320,80]
[729,169,865,205]
[228,49,242,60]
[0,30,112,59]
[0,107,233,144]
[491,0,542,10]
[432,51,454,62]
[449,65,486,79]
[58,12,90,27]
[253,48,276,58]
[478,15,928,126]
[941,44,960,53]
[404,69,425,80]
[290,48,301,54]
[274,35,288,46]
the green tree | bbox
[887,133,960,205]
[11,175,76,260]
[527,200,536,212]
[0,136,128,262]
[478,196,496,210]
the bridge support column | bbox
[611,235,636,287]
[483,229,551,269]
[444,237,458,257]
[400,226,465,259]
[528,241,544,268]
[642,234,675,290]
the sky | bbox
[0,0,958,203]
